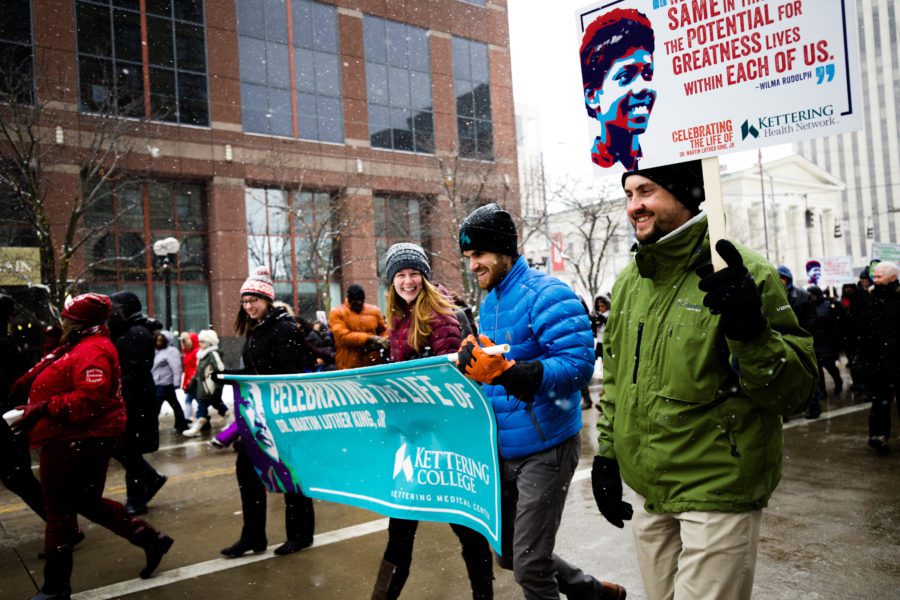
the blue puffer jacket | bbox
[478,256,595,459]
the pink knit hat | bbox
[241,266,275,302]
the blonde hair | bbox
[387,277,455,353]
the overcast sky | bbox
[506,0,791,184]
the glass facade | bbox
[453,37,493,160]
[75,0,209,125]
[237,0,343,142]
[245,187,340,317]
[0,0,33,103]
[372,194,426,311]
[85,179,210,332]
[364,16,434,153]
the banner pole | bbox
[702,157,727,272]
[446,344,510,364]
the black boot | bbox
[221,537,267,558]
[279,493,314,555]
[370,559,409,600]
[33,548,73,599]
[123,518,174,578]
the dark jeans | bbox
[382,518,493,597]
[0,420,45,519]
[498,435,600,600]
[234,443,314,544]
[196,387,227,420]
[156,384,188,430]
[868,379,900,440]
[40,437,160,551]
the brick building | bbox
[0,0,519,342]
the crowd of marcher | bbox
[2,159,898,599]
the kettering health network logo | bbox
[393,442,490,492]
[740,105,835,141]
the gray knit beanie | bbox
[384,243,431,283]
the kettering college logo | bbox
[393,442,490,493]
[741,105,836,140]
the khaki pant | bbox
[631,495,762,600]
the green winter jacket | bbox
[598,215,817,514]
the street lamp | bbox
[152,237,181,330]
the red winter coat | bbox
[389,305,461,362]
[181,331,199,390]
[21,333,126,449]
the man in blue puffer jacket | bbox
[456,203,626,600]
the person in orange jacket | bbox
[328,284,388,370]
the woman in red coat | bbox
[11,293,173,600]
[370,243,493,600]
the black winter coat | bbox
[860,281,900,379]
[241,306,305,376]
[112,314,160,453]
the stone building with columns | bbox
[0,0,518,341]
[522,155,846,304]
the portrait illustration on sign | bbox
[580,7,657,170]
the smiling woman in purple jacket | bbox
[369,243,493,600]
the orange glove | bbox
[456,334,515,384]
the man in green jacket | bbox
[593,160,817,600]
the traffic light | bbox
[805,209,814,228]
[867,226,874,239]
[834,224,842,238]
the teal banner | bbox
[223,357,502,553]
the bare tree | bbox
[0,62,148,308]
[429,152,524,309]
[245,152,370,316]
[536,176,627,303]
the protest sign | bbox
[223,357,502,553]
[872,242,900,264]
[575,0,863,173]
[805,255,854,287]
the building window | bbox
[85,179,210,331]
[373,194,425,310]
[75,0,209,125]
[237,0,343,142]
[245,187,340,317]
[364,16,434,153]
[453,37,492,160]
[0,0,34,103]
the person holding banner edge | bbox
[369,242,494,599]
[595,161,817,600]
[219,266,315,558]
[456,204,626,600]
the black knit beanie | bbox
[458,203,519,257]
[384,243,431,283]
[621,160,705,215]
[347,284,365,301]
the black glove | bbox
[10,401,48,435]
[492,361,544,403]
[591,455,633,528]
[696,239,767,342]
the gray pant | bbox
[497,434,600,600]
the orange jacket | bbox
[328,301,387,370]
